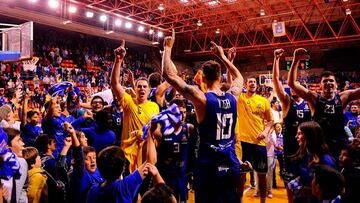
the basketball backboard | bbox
[0,21,33,62]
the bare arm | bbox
[20,93,30,128]
[340,88,360,109]
[155,81,171,107]
[287,48,317,106]
[162,30,206,122]
[211,44,244,99]
[272,49,291,116]
[110,40,126,103]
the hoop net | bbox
[23,57,38,72]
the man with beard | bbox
[288,48,360,159]
[237,76,274,202]
[272,49,311,186]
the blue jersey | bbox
[158,123,190,172]
[21,123,43,146]
[198,92,239,167]
[283,98,311,156]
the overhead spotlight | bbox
[105,30,114,35]
[28,0,38,3]
[86,11,94,18]
[260,9,265,16]
[215,28,220,34]
[343,0,348,1]
[115,19,122,26]
[99,15,107,22]
[157,31,164,38]
[138,26,145,32]
[346,8,351,15]
[197,20,203,27]
[149,29,154,34]
[152,41,160,45]
[180,0,188,3]
[158,3,165,11]
[208,0,220,6]
[68,6,77,13]
[48,0,59,9]
[125,22,132,29]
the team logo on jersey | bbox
[181,135,188,142]
[304,105,309,110]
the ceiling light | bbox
[68,6,77,13]
[115,19,122,26]
[125,22,132,29]
[63,20,72,25]
[138,26,145,32]
[158,3,165,11]
[157,31,163,38]
[208,1,220,6]
[260,9,265,16]
[215,28,220,34]
[197,20,202,27]
[99,15,107,22]
[28,0,38,3]
[105,30,114,34]
[343,0,348,1]
[152,42,160,45]
[346,8,351,15]
[86,11,94,18]
[48,0,59,9]
[149,29,154,34]
[180,0,189,3]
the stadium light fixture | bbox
[86,11,94,18]
[68,6,77,13]
[48,0,59,9]
[346,8,351,15]
[138,26,145,32]
[197,20,202,27]
[215,28,220,34]
[99,15,107,22]
[158,3,165,11]
[115,19,122,26]
[149,29,154,34]
[157,31,164,38]
[260,9,265,16]
[28,0,38,3]
[125,22,132,29]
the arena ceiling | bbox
[72,0,360,56]
[1,0,360,58]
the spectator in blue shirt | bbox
[344,103,359,129]
[78,110,116,152]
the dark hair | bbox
[148,73,162,88]
[169,98,186,109]
[26,110,39,120]
[22,147,39,169]
[313,164,345,200]
[95,110,110,131]
[34,134,55,154]
[83,146,96,157]
[4,128,20,146]
[202,60,221,82]
[291,121,331,165]
[141,183,175,203]
[246,75,257,83]
[342,142,360,166]
[91,96,104,105]
[320,71,335,80]
[97,146,125,182]
[349,102,359,108]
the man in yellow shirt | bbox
[237,77,273,203]
[110,40,159,172]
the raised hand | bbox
[83,110,93,120]
[114,40,126,59]
[227,47,237,62]
[210,41,225,58]
[164,29,175,49]
[293,48,307,62]
[274,48,284,59]
[63,137,72,148]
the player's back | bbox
[198,92,238,166]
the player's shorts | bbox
[194,163,240,203]
[241,141,268,173]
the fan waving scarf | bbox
[48,82,74,97]
[0,130,21,180]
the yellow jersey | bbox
[237,93,273,146]
[121,92,160,144]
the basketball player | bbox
[288,48,360,159]
[161,30,244,202]
[272,49,312,193]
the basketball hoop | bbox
[23,57,39,72]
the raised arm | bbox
[20,93,30,128]
[226,48,236,85]
[211,43,243,99]
[110,40,126,102]
[162,30,206,122]
[340,88,360,109]
[272,49,291,116]
[287,48,317,106]
[155,81,171,107]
